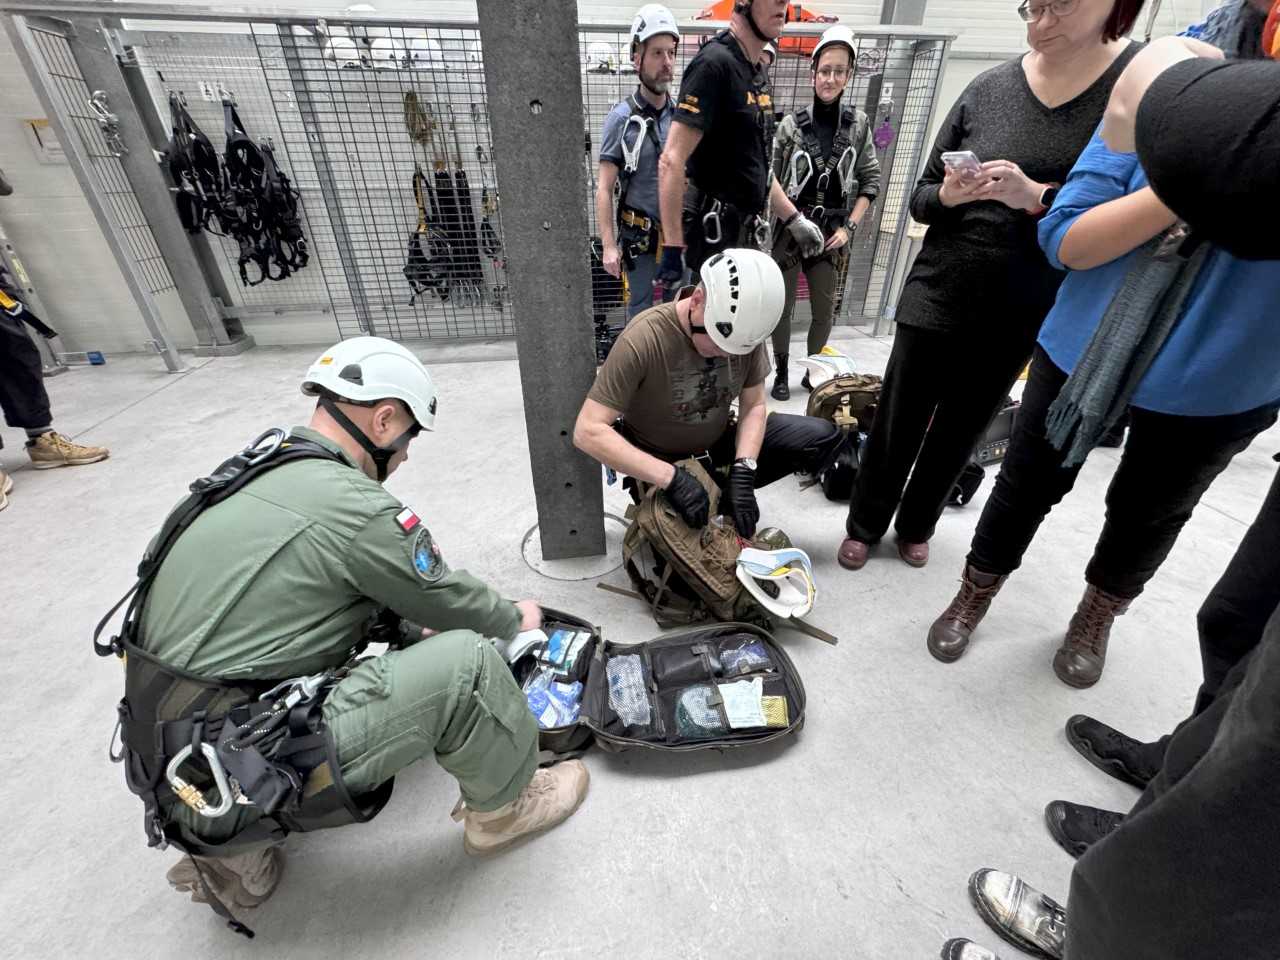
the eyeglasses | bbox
[815,65,850,80]
[1017,0,1080,22]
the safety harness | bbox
[785,103,860,230]
[166,94,227,236]
[222,103,309,287]
[95,430,395,938]
[615,91,666,267]
[403,164,452,305]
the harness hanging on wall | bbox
[164,90,308,287]
[403,163,453,305]
[222,99,309,286]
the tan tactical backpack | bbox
[805,373,883,435]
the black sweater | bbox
[1136,57,1280,261]
[897,46,1139,334]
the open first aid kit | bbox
[503,608,807,756]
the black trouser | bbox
[846,321,1036,545]
[620,412,841,494]
[968,346,1278,598]
[1066,510,1280,959]
[707,412,841,487]
[0,309,52,452]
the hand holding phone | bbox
[941,150,982,179]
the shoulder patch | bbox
[395,507,421,533]
[412,527,447,582]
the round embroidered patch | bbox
[412,527,446,582]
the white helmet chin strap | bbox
[319,396,416,482]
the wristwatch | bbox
[845,220,858,235]
[1035,184,1060,214]
[735,457,758,472]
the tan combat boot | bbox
[927,564,1007,663]
[452,759,590,856]
[166,845,285,908]
[1052,584,1131,688]
[26,430,109,469]
[0,467,11,511]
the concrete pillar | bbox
[474,0,605,560]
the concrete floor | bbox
[3,330,1276,959]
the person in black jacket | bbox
[0,171,110,510]
[838,0,1145,574]
[1101,33,1280,257]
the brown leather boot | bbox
[927,564,1006,663]
[1052,584,1131,688]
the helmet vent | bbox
[339,363,364,385]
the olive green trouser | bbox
[170,631,537,844]
[324,629,539,813]
[771,234,844,359]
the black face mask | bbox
[320,396,419,482]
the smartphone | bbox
[941,150,982,178]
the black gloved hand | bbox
[655,245,685,285]
[725,462,760,539]
[664,464,710,529]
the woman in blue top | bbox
[924,126,1280,688]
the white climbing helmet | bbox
[697,248,785,356]
[326,35,361,68]
[369,37,404,69]
[301,336,438,430]
[631,4,681,47]
[796,345,859,388]
[736,547,817,618]
[812,25,857,68]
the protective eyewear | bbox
[1017,0,1080,23]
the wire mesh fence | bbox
[27,22,176,298]
[28,13,950,344]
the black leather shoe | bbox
[1044,800,1125,859]
[1064,714,1163,789]
[771,375,790,401]
[968,868,1066,960]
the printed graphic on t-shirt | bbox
[670,363,732,422]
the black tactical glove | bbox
[725,461,760,539]
[655,244,686,285]
[664,464,710,529]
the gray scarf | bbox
[1044,227,1210,467]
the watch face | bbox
[738,458,758,471]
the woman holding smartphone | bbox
[838,0,1143,573]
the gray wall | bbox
[0,26,193,355]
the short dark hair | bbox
[1102,0,1145,42]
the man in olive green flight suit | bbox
[142,337,589,911]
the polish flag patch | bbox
[395,507,421,533]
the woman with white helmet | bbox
[575,248,841,540]
[768,25,882,400]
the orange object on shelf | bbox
[694,1,838,56]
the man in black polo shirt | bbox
[656,0,825,280]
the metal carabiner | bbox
[702,200,723,246]
[166,743,235,818]
[834,145,857,200]
[244,427,287,466]
[788,150,813,201]
[258,670,331,709]
[619,113,649,176]
[752,216,771,250]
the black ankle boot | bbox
[771,353,790,400]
